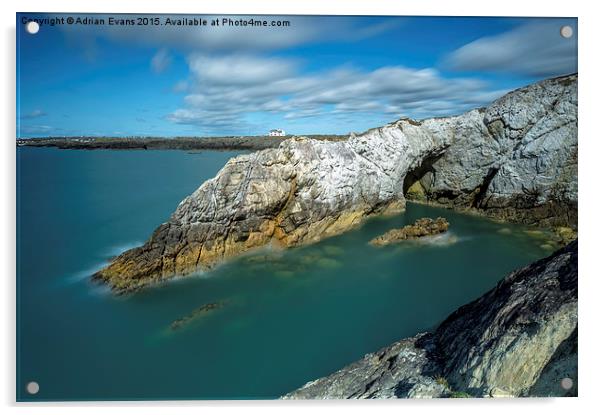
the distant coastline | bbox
[16,135,348,151]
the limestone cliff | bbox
[283,240,578,399]
[404,74,577,228]
[93,74,577,292]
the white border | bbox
[2,1,600,414]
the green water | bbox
[17,147,554,401]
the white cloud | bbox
[20,125,53,133]
[172,80,189,93]
[188,53,296,85]
[151,48,172,74]
[167,54,509,134]
[18,124,64,137]
[444,20,577,77]
[20,109,47,119]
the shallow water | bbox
[17,147,555,400]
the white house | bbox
[268,129,286,137]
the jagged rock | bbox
[528,328,577,397]
[94,74,578,292]
[369,217,449,246]
[284,241,577,399]
[282,333,450,399]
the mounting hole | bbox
[26,381,39,395]
[560,377,573,390]
[560,25,573,39]
[25,21,40,35]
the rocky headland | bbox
[93,74,577,293]
[283,240,578,399]
[369,217,449,246]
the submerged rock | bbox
[554,226,578,245]
[322,245,345,256]
[284,241,577,399]
[94,74,577,292]
[170,301,225,331]
[369,217,449,246]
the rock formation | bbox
[93,74,577,292]
[403,75,577,229]
[369,217,449,246]
[283,240,578,399]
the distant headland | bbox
[16,135,347,151]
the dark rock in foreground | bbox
[283,241,577,399]
[370,217,449,246]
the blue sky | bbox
[16,14,577,138]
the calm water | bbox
[17,147,554,401]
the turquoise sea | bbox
[17,147,553,401]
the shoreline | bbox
[405,199,577,245]
[16,135,348,152]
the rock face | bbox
[284,333,451,399]
[284,240,578,399]
[404,75,577,229]
[369,217,449,246]
[94,74,577,292]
